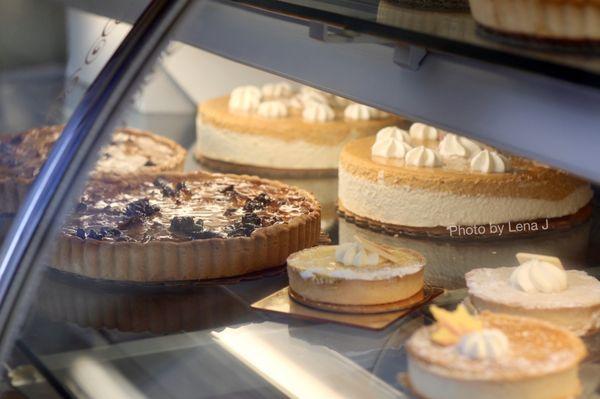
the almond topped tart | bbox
[466,253,600,336]
[406,305,587,399]
[0,125,186,214]
[195,83,406,177]
[338,122,593,238]
[55,171,321,282]
[287,237,426,312]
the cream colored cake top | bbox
[340,133,590,200]
[198,83,404,146]
[466,267,600,309]
[287,242,424,281]
[407,311,586,381]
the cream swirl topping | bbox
[344,104,380,121]
[335,242,379,267]
[510,259,568,293]
[261,82,292,99]
[457,329,509,360]
[228,85,262,113]
[405,146,442,167]
[376,126,411,142]
[470,149,510,173]
[256,100,288,119]
[372,137,412,159]
[302,102,335,122]
[439,134,482,159]
[409,123,439,141]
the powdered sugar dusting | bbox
[466,267,600,309]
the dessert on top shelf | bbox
[195,83,406,177]
[338,122,592,238]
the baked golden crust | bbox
[198,96,406,146]
[340,136,588,200]
[53,172,322,282]
[406,311,587,381]
[0,126,186,214]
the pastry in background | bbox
[195,83,405,177]
[338,122,592,238]
[406,305,587,399]
[466,253,600,336]
[469,0,600,42]
[0,125,186,214]
[287,238,425,307]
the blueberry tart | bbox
[0,125,186,213]
[55,171,321,282]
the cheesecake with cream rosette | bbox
[195,83,405,176]
[287,238,425,307]
[466,253,600,336]
[338,122,592,237]
[406,304,587,399]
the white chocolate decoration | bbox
[296,91,329,107]
[510,259,568,293]
[256,100,288,118]
[302,102,335,122]
[376,126,410,142]
[261,82,292,99]
[470,149,510,173]
[228,85,262,113]
[405,146,442,167]
[457,329,509,360]
[516,253,562,268]
[344,104,381,121]
[439,134,482,159]
[409,123,439,141]
[372,138,412,159]
[335,242,379,267]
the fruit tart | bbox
[54,171,321,282]
[0,125,186,213]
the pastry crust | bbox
[0,126,186,214]
[469,0,600,41]
[53,172,321,282]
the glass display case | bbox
[0,0,599,398]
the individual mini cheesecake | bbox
[287,238,425,306]
[406,305,587,399]
[466,253,600,336]
[195,83,405,176]
[338,123,592,237]
[0,125,186,214]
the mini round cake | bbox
[287,239,425,307]
[0,125,186,214]
[406,305,587,399]
[338,123,593,238]
[195,83,405,177]
[466,253,600,336]
[55,171,321,282]
[469,0,600,42]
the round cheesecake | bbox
[338,127,592,237]
[407,310,587,399]
[466,256,600,336]
[195,84,405,176]
[287,242,425,306]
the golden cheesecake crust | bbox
[340,136,588,200]
[198,96,406,146]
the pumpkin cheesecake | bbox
[287,237,425,307]
[338,123,592,237]
[55,171,321,282]
[466,253,600,336]
[406,305,587,399]
[0,125,186,213]
[195,83,405,177]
